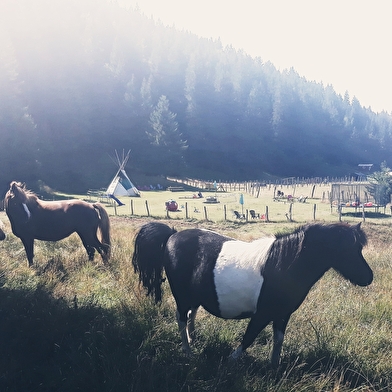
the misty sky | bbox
[123,0,391,114]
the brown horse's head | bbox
[5,181,35,222]
[7,181,29,204]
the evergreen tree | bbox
[147,95,188,174]
[366,162,392,206]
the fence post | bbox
[313,204,316,220]
[204,206,208,221]
[311,184,316,198]
[265,206,269,222]
[185,202,188,219]
[130,199,134,215]
[287,203,293,221]
[145,200,150,217]
[224,205,227,220]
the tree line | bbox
[1,0,392,194]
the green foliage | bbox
[147,95,188,175]
[366,162,392,206]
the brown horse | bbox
[5,181,111,266]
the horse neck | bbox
[296,250,331,286]
[21,194,38,210]
[270,232,331,288]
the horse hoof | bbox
[230,345,243,360]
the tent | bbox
[106,150,140,197]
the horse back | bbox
[165,229,230,271]
[164,229,232,315]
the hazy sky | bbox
[123,0,391,113]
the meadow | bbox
[0,183,391,391]
[86,182,392,228]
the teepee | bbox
[106,150,140,197]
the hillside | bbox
[1,0,392,193]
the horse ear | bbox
[354,222,361,230]
[9,182,16,195]
[10,181,23,198]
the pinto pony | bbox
[5,181,111,266]
[132,221,373,366]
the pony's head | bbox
[7,181,29,203]
[304,222,372,287]
[333,222,372,286]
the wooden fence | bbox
[166,176,369,198]
[109,198,392,224]
[110,198,332,224]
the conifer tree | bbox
[366,162,392,206]
[147,95,188,174]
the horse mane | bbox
[265,222,367,271]
[266,226,305,271]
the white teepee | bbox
[106,150,140,197]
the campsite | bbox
[2,1,392,391]
[0,179,392,391]
[87,179,392,227]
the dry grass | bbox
[0,206,391,391]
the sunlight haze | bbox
[123,0,392,113]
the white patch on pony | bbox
[22,203,31,220]
[214,236,275,319]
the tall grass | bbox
[0,210,391,391]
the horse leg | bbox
[79,232,109,264]
[97,243,110,264]
[21,237,34,267]
[84,242,96,261]
[78,235,96,261]
[271,317,289,368]
[230,313,270,361]
[187,307,199,345]
[79,231,107,262]
[176,309,192,354]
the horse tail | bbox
[132,221,176,303]
[93,203,111,261]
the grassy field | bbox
[84,182,392,230]
[0,185,391,391]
